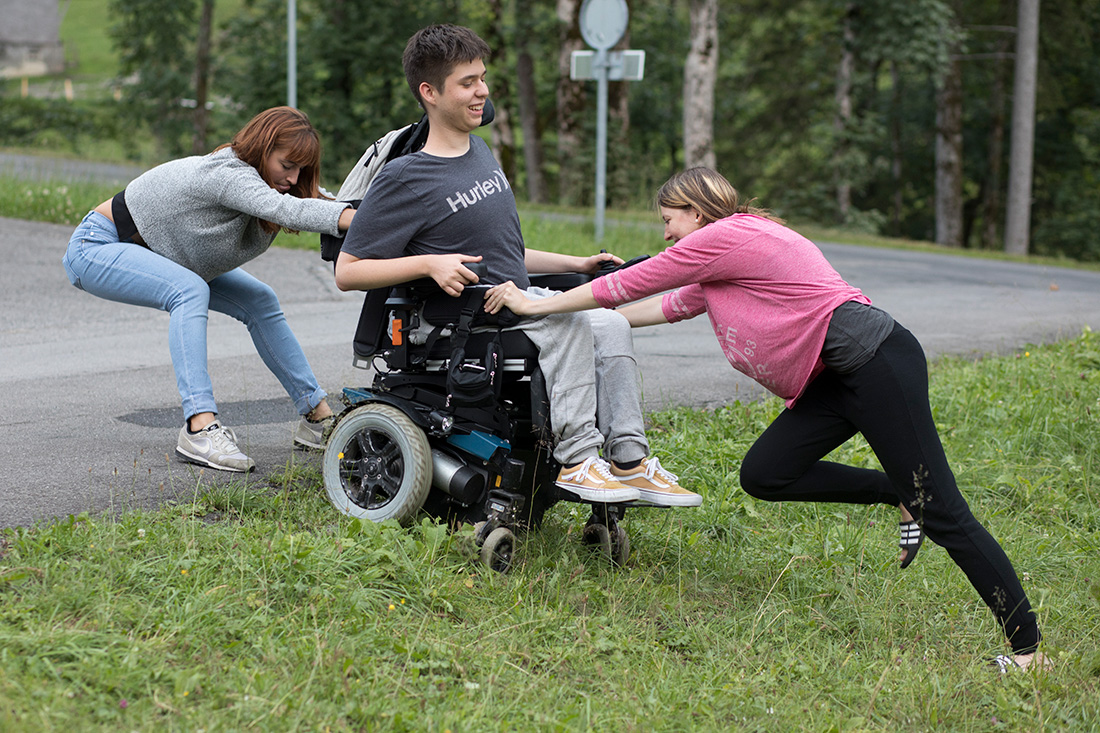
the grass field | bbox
[2,322,1099,730]
[58,0,121,80]
[56,0,245,81]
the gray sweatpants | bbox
[518,287,649,466]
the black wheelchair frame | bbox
[320,264,633,571]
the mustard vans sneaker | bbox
[555,457,639,503]
[612,456,701,507]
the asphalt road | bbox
[3,215,1099,529]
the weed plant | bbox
[3,330,1100,730]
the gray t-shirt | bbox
[341,136,529,288]
[821,301,897,373]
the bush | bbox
[0,97,135,160]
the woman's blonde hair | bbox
[655,167,783,225]
[217,106,326,234]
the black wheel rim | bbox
[338,427,405,510]
[490,538,513,572]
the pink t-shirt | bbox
[591,214,870,405]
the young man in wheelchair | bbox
[333,24,700,509]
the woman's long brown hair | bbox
[216,106,327,234]
[656,167,783,226]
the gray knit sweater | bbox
[125,147,347,282]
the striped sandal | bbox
[899,520,924,569]
[991,655,1020,673]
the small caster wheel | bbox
[583,522,612,558]
[480,526,517,573]
[583,522,629,567]
[610,525,630,567]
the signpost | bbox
[572,0,644,241]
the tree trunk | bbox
[516,0,546,203]
[889,61,903,235]
[981,38,1009,250]
[191,0,214,154]
[935,54,963,248]
[833,3,855,222]
[683,0,717,170]
[486,0,517,181]
[1005,0,1040,255]
[556,0,587,205]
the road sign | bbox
[580,0,629,51]
[570,50,645,82]
[576,0,641,241]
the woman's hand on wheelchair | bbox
[428,254,483,297]
[484,281,533,315]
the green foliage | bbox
[4,332,1100,729]
[108,0,203,155]
[0,98,129,159]
[218,0,478,177]
[0,179,118,225]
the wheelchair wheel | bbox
[610,525,630,567]
[583,522,630,567]
[480,526,517,573]
[322,403,432,526]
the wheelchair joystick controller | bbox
[466,260,489,282]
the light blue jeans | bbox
[63,211,326,423]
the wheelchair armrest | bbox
[527,272,591,291]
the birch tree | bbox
[683,0,718,170]
[935,53,963,247]
[834,3,855,220]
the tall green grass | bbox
[3,330,1099,730]
[0,179,116,224]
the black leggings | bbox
[739,324,1040,654]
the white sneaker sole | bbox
[555,481,640,504]
[293,435,323,451]
[175,446,255,473]
[631,489,703,508]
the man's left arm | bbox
[524,248,622,274]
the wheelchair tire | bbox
[610,525,630,567]
[480,526,517,573]
[583,522,630,567]
[322,403,432,526]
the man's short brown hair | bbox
[402,24,491,107]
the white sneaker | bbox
[176,420,255,473]
[293,415,334,450]
[555,457,639,503]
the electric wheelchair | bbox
[321,262,643,572]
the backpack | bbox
[319,99,496,263]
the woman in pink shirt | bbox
[484,167,1044,671]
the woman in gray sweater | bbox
[62,107,354,472]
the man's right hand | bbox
[427,254,483,297]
